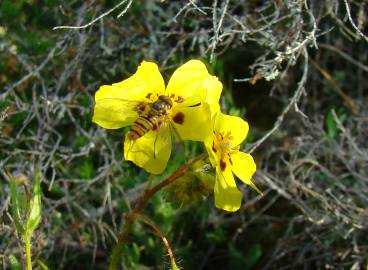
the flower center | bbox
[144,93,184,107]
[134,93,187,129]
[212,131,239,171]
[137,93,174,117]
[143,92,186,126]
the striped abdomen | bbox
[128,95,172,140]
[128,115,162,140]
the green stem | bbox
[108,153,207,270]
[24,233,32,270]
[108,218,133,270]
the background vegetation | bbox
[0,0,367,269]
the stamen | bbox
[220,160,226,171]
[175,96,184,103]
[213,131,237,169]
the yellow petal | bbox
[215,112,249,146]
[124,126,172,175]
[203,76,222,117]
[93,85,139,129]
[170,103,211,141]
[93,61,165,129]
[231,151,261,194]
[166,60,210,101]
[113,61,165,98]
[214,166,242,212]
[204,132,218,168]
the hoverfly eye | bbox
[152,103,160,110]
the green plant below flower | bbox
[9,171,43,270]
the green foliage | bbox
[10,171,42,234]
[9,171,42,269]
[8,255,21,270]
[0,1,26,26]
[228,243,262,270]
[27,172,42,233]
[165,159,215,207]
[325,108,347,139]
[80,160,96,180]
[37,260,49,270]
[122,243,141,269]
[9,176,26,235]
[205,227,225,243]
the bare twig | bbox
[343,0,368,42]
[248,48,309,153]
[319,43,368,73]
[53,0,133,30]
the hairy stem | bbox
[134,213,176,264]
[24,233,32,270]
[108,153,207,270]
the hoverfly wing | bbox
[124,125,172,174]
[93,97,145,128]
[154,123,172,160]
[167,120,182,143]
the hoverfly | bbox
[94,90,199,162]
[128,95,175,140]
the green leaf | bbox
[326,110,338,138]
[8,255,21,270]
[228,243,262,270]
[80,161,96,180]
[243,244,262,269]
[9,178,25,235]
[206,227,225,243]
[122,242,141,268]
[37,259,49,270]
[26,172,42,233]
[325,108,347,139]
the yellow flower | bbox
[93,60,222,174]
[204,112,261,212]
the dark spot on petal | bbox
[220,160,226,171]
[173,112,184,124]
[146,93,152,99]
[170,93,175,98]
[212,141,217,152]
[229,157,233,165]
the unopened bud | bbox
[166,158,215,206]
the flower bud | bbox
[165,158,215,206]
